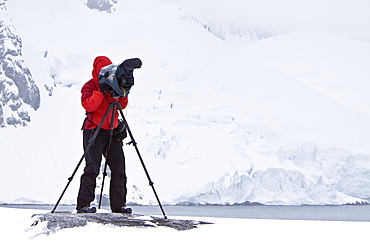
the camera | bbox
[99,58,142,98]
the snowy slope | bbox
[156,0,370,44]
[241,29,370,115]
[1,0,370,205]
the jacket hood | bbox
[92,56,113,84]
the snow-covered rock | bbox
[86,0,118,13]
[0,0,40,127]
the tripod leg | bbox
[98,152,110,209]
[117,105,167,219]
[98,104,117,209]
[51,154,85,213]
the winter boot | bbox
[77,206,97,214]
[112,207,132,214]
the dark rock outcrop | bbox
[86,0,118,13]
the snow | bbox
[1,0,370,206]
[156,0,370,43]
[1,207,369,246]
[241,29,370,115]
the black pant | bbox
[77,129,127,211]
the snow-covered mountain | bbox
[1,0,370,206]
[0,0,40,127]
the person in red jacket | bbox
[76,56,132,214]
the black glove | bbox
[99,82,111,94]
[113,120,127,142]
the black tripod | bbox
[51,101,167,219]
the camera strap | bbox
[81,112,96,130]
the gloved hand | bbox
[99,82,111,94]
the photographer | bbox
[76,56,132,214]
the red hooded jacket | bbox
[81,56,128,130]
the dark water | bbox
[1,204,370,222]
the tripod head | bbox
[99,58,142,98]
